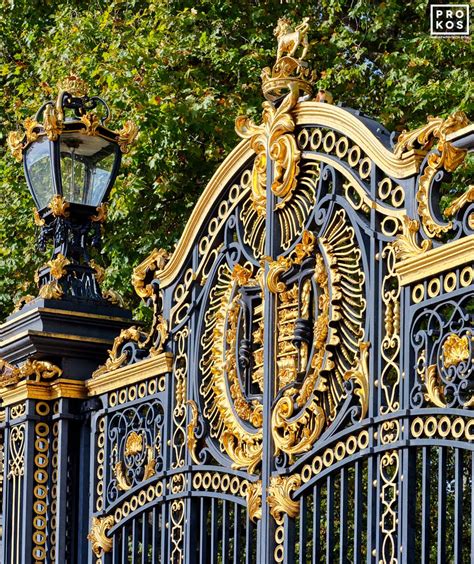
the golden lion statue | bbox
[274,17,310,62]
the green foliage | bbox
[0,0,472,320]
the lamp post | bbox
[8,75,138,302]
[0,78,137,562]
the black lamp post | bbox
[8,76,138,302]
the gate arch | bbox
[86,20,473,564]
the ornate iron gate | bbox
[68,20,473,564]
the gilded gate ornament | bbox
[88,515,114,557]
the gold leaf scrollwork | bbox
[7,130,25,162]
[186,399,200,465]
[33,208,45,227]
[266,255,292,293]
[47,253,70,280]
[132,248,170,299]
[444,185,474,218]
[13,294,35,312]
[117,120,139,153]
[80,112,100,135]
[442,333,470,368]
[38,280,63,300]
[343,341,370,420]
[92,326,145,377]
[88,515,114,557]
[419,362,446,408]
[291,230,316,264]
[247,480,262,522]
[90,260,106,284]
[267,474,301,521]
[49,195,70,218]
[90,203,108,223]
[43,104,62,141]
[0,359,62,388]
[392,216,432,260]
[395,111,470,238]
[235,82,301,216]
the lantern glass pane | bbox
[24,136,54,210]
[59,133,117,206]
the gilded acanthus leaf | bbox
[90,203,108,223]
[0,359,62,388]
[124,431,143,456]
[247,480,262,522]
[391,217,432,260]
[47,253,70,280]
[444,185,474,218]
[422,365,446,408]
[343,342,370,420]
[117,120,139,153]
[39,280,63,299]
[80,112,100,135]
[87,515,114,557]
[92,326,145,377]
[186,400,200,464]
[267,474,301,521]
[49,195,70,218]
[132,248,170,299]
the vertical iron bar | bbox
[260,136,279,564]
[326,474,334,564]
[221,499,229,562]
[453,448,463,562]
[353,460,362,563]
[339,467,348,562]
[421,447,431,564]
[299,496,307,564]
[437,447,447,563]
[233,503,241,564]
[210,498,218,564]
[245,510,252,564]
[312,484,321,563]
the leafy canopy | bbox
[0,0,472,320]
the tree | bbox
[0,0,472,321]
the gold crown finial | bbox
[261,17,315,102]
[57,75,88,97]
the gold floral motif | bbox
[442,333,470,369]
[90,203,108,223]
[445,185,474,218]
[236,82,301,216]
[149,315,168,355]
[87,515,114,557]
[124,431,143,456]
[267,474,301,521]
[92,326,145,377]
[80,112,100,135]
[49,195,70,217]
[113,461,131,492]
[231,263,254,286]
[38,280,63,299]
[47,253,70,280]
[291,230,315,264]
[247,480,262,522]
[117,120,139,153]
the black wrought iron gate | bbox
[82,24,474,563]
[2,19,472,564]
